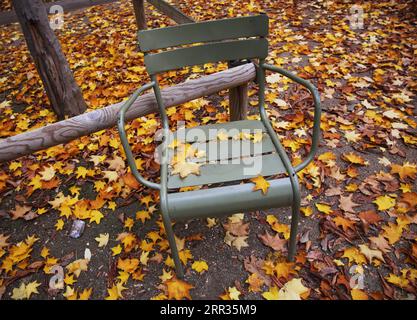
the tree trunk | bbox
[12,0,87,120]
[132,0,146,30]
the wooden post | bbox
[12,0,87,120]
[228,61,248,121]
[229,84,248,121]
[132,0,146,30]
[0,63,256,163]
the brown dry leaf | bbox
[339,194,360,213]
[106,156,126,171]
[9,205,31,220]
[0,234,10,248]
[399,192,417,209]
[359,210,382,226]
[325,185,342,197]
[258,231,287,252]
[223,221,249,237]
[359,244,385,263]
[333,216,356,232]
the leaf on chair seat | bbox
[171,161,201,178]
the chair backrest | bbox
[138,14,269,75]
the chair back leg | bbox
[287,180,301,261]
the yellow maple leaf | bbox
[179,249,193,265]
[166,278,194,300]
[95,233,109,247]
[191,260,208,274]
[40,246,49,258]
[64,274,77,285]
[79,288,93,300]
[117,271,130,284]
[66,259,89,277]
[390,162,417,181]
[89,210,104,224]
[300,206,313,217]
[136,210,150,223]
[124,217,134,231]
[382,222,403,244]
[90,154,106,166]
[76,166,88,179]
[351,289,368,300]
[105,282,126,300]
[117,258,139,273]
[262,286,279,300]
[159,269,173,282]
[94,180,106,192]
[140,251,149,266]
[228,286,241,300]
[250,176,270,195]
[342,247,367,265]
[55,219,64,231]
[63,286,77,300]
[111,244,122,256]
[11,281,41,300]
[373,195,396,211]
[343,152,366,165]
[28,175,42,191]
[386,274,409,288]
[315,203,333,215]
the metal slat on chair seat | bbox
[167,120,285,188]
[184,136,275,163]
[167,120,275,164]
[167,178,293,220]
[172,120,267,143]
[168,153,285,188]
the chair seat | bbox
[167,120,286,189]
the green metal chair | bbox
[118,14,321,278]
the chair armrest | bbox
[261,63,321,172]
[117,82,161,190]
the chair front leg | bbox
[160,206,184,278]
